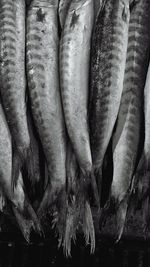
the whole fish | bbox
[132,62,150,231]
[0,101,42,242]
[59,0,71,28]
[60,0,97,199]
[100,0,150,241]
[0,0,36,188]
[89,0,130,201]
[26,0,67,234]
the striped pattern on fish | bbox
[100,0,150,241]
[0,0,35,188]
[26,0,67,232]
[89,0,130,200]
[0,102,42,242]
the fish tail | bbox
[62,202,76,258]
[99,197,117,229]
[132,153,150,210]
[12,196,43,242]
[99,195,128,242]
[83,201,95,254]
[11,147,22,191]
[12,207,32,243]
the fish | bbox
[0,101,42,242]
[132,62,150,232]
[59,0,71,29]
[89,0,130,202]
[100,0,150,241]
[0,0,36,189]
[60,0,98,202]
[26,0,67,237]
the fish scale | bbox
[100,0,150,241]
[0,0,37,188]
[26,0,67,238]
[60,0,94,177]
[89,0,130,201]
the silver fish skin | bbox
[0,102,42,242]
[26,0,67,220]
[0,0,35,187]
[101,0,150,241]
[89,0,130,199]
[132,62,150,230]
[60,0,94,178]
[59,0,71,28]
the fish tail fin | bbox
[12,207,32,243]
[11,146,22,191]
[99,197,116,229]
[132,153,150,210]
[83,201,95,254]
[99,196,128,242]
[12,193,43,241]
[37,182,66,236]
[62,199,76,258]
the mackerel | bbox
[0,101,42,242]
[100,0,150,240]
[0,0,36,188]
[60,0,96,192]
[89,0,130,201]
[26,0,67,232]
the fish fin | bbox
[11,147,22,191]
[132,153,150,210]
[37,183,66,234]
[83,201,95,254]
[99,195,128,242]
[99,197,117,229]
[12,193,43,240]
[12,207,32,243]
[62,198,76,258]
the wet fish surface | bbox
[89,0,130,201]
[100,0,150,240]
[0,0,37,188]
[0,101,42,242]
[60,0,94,186]
[60,0,96,254]
[132,61,150,231]
[26,0,67,237]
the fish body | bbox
[132,62,150,230]
[89,0,130,199]
[26,0,67,223]
[0,0,35,187]
[60,0,94,178]
[100,0,150,240]
[0,102,42,242]
[59,0,71,28]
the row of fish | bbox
[0,0,149,257]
